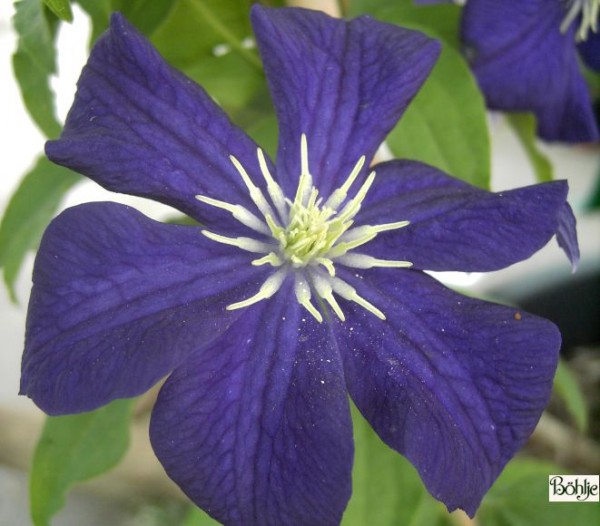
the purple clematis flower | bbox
[460,0,600,142]
[21,6,580,525]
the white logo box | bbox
[548,475,599,502]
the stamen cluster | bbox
[197,135,412,322]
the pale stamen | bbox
[312,272,346,321]
[561,0,600,40]
[335,253,413,269]
[196,195,270,235]
[229,155,276,220]
[201,230,274,253]
[331,277,386,320]
[294,274,323,323]
[257,148,288,222]
[227,269,287,311]
[324,155,366,210]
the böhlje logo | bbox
[548,475,599,502]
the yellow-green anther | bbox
[265,214,285,238]
[227,269,287,310]
[252,253,282,266]
[316,257,335,277]
[201,230,274,253]
[199,136,412,321]
[196,195,270,235]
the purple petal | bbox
[334,268,560,516]
[150,283,353,526]
[462,0,599,142]
[21,202,269,415]
[358,160,574,271]
[578,31,600,72]
[45,13,265,233]
[251,5,440,197]
[556,202,580,271]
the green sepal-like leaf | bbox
[387,27,491,189]
[13,0,63,138]
[0,156,80,301]
[553,359,588,432]
[343,406,453,526]
[43,0,73,22]
[507,113,554,183]
[30,399,134,526]
[477,459,600,526]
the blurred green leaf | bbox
[111,0,177,36]
[30,399,134,526]
[387,29,490,189]
[182,506,222,526]
[0,156,80,301]
[507,113,554,183]
[150,0,270,124]
[343,407,452,526]
[151,0,260,71]
[74,0,111,45]
[13,0,62,137]
[553,359,588,432]
[349,0,462,48]
[478,459,600,526]
[43,0,73,22]
[12,50,62,139]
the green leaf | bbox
[0,156,80,301]
[343,407,452,526]
[150,0,269,123]
[43,0,73,22]
[478,459,600,526]
[151,0,260,72]
[74,0,111,45]
[110,0,178,36]
[13,0,62,137]
[182,506,222,526]
[30,399,134,526]
[507,113,554,183]
[349,0,462,48]
[387,29,491,189]
[553,360,588,432]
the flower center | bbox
[561,0,599,40]
[196,134,412,323]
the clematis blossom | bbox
[21,6,580,525]
[459,0,600,142]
